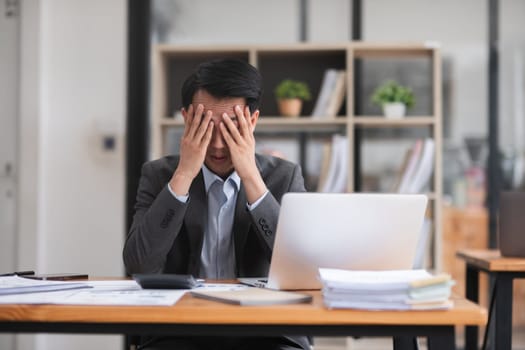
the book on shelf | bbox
[317,135,348,193]
[406,138,435,194]
[390,145,415,192]
[311,69,346,118]
[316,141,333,192]
[191,287,312,306]
[319,268,453,310]
[395,138,434,194]
[396,139,424,193]
[324,71,346,116]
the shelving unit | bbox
[150,42,443,269]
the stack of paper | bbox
[0,275,90,295]
[319,268,454,310]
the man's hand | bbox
[170,104,213,195]
[220,105,267,203]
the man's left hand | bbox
[220,105,267,203]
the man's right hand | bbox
[169,104,213,195]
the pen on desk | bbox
[0,270,35,277]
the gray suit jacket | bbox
[123,153,306,277]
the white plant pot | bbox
[382,102,406,119]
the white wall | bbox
[18,0,126,349]
[153,0,299,44]
[0,0,19,280]
[500,0,525,153]
[363,0,488,145]
[308,0,351,42]
[1,1,20,349]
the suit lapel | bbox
[184,171,207,274]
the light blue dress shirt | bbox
[167,165,268,279]
[199,165,240,279]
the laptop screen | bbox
[266,193,428,290]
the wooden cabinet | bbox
[444,205,525,327]
[150,42,443,268]
[442,206,489,303]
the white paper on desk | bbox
[318,268,434,291]
[0,289,80,304]
[0,279,184,306]
[81,280,141,291]
[59,289,186,306]
[0,288,185,306]
[0,275,90,295]
[195,283,247,291]
[324,299,453,310]
[0,281,245,305]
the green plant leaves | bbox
[274,79,312,101]
[371,80,415,109]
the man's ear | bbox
[250,109,260,127]
[181,107,188,120]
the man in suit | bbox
[123,58,308,350]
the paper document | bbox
[0,279,250,306]
[58,289,186,306]
[195,283,247,291]
[82,280,141,291]
[0,275,90,296]
[319,268,450,291]
[319,268,453,310]
[324,299,453,311]
[0,278,184,306]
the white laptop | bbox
[239,192,428,290]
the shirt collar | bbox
[202,164,241,193]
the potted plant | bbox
[274,79,311,117]
[371,80,415,119]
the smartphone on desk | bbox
[24,273,89,281]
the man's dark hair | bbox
[181,58,263,113]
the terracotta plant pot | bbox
[278,98,302,117]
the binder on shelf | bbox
[395,138,435,194]
[318,135,348,193]
[330,136,349,192]
[406,138,435,194]
[325,71,347,117]
[316,141,333,192]
[396,139,423,193]
[311,70,346,118]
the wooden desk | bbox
[0,291,486,350]
[457,249,525,350]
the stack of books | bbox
[319,268,454,310]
